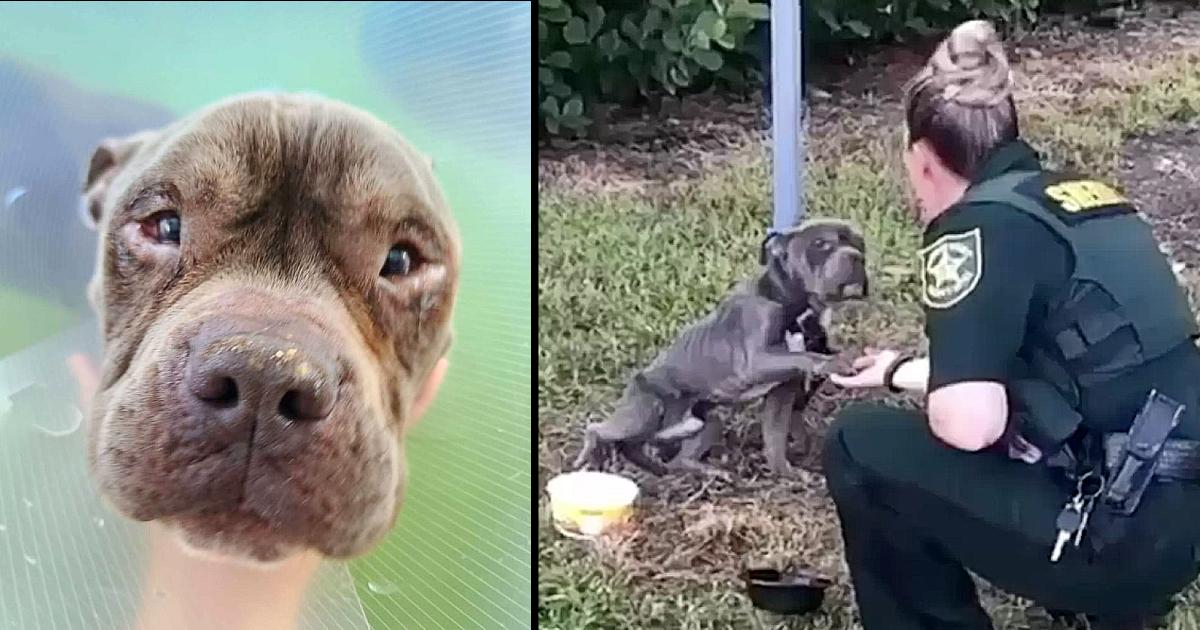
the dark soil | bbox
[1119,124,1200,279]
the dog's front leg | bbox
[761,380,801,476]
[741,346,834,388]
[788,375,826,471]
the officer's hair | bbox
[903,20,1019,179]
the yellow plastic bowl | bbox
[546,471,640,539]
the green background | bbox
[0,2,531,628]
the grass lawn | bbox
[538,14,1200,629]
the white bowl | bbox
[545,471,639,538]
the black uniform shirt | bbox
[921,140,1200,435]
[922,141,1071,392]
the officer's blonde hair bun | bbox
[911,19,1013,108]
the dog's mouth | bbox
[168,507,301,563]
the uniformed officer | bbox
[822,20,1200,630]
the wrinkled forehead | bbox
[131,94,451,233]
[788,220,865,251]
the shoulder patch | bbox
[920,227,982,309]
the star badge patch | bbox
[920,227,982,309]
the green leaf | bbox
[714,32,736,49]
[692,48,723,71]
[600,31,627,60]
[736,2,770,20]
[844,19,871,38]
[541,4,571,23]
[712,0,725,16]
[651,59,669,87]
[817,8,840,31]
[621,15,641,41]
[642,8,663,36]
[583,4,605,38]
[539,19,548,42]
[539,67,555,85]
[563,17,589,44]
[905,16,933,35]
[549,82,572,98]
[537,0,561,8]
[559,114,591,131]
[695,10,721,37]
[692,30,711,49]
[541,96,561,117]
[545,50,572,68]
[926,0,951,10]
[563,96,584,117]
[544,117,560,135]
[663,28,683,52]
[650,0,671,9]
[669,64,687,86]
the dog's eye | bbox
[381,244,419,277]
[813,238,832,251]
[141,211,181,245]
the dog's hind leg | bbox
[655,399,713,463]
[651,396,703,442]
[618,440,670,475]
[661,402,729,480]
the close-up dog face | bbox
[81,92,459,563]
[765,219,868,304]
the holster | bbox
[1099,389,1186,516]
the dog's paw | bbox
[818,351,856,377]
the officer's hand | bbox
[828,348,900,389]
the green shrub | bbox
[807,0,1042,47]
[538,0,1122,139]
[538,0,769,138]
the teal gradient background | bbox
[0,2,531,628]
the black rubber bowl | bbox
[742,567,832,615]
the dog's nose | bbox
[185,324,339,424]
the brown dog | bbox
[81,92,459,563]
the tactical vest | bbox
[957,170,1199,451]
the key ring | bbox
[1076,470,1106,500]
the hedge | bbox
[538,0,1119,139]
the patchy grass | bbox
[538,29,1200,630]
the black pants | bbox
[822,403,1200,629]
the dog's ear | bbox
[81,130,157,229]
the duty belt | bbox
[1102,433,1200,482]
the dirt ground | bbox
[540,3,1200,628]
[1121,124,1200,297]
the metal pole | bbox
[769,0,804,233]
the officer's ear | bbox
[81,129,159,229]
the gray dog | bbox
[81,92,459,563]
[573,219,868,478]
